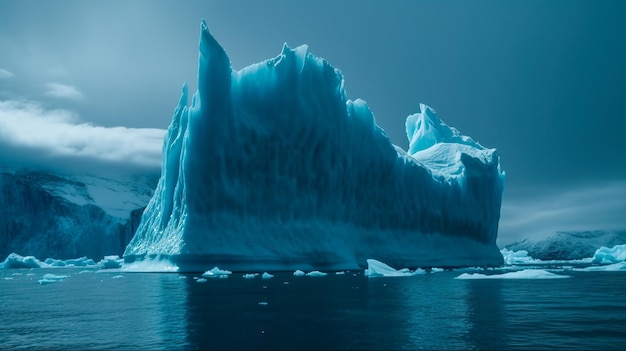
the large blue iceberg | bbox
[124,20,505,271]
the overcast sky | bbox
[1,0,624,244]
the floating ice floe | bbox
[335,271,345,275]
[293,270,305,277]
[576,262,626,272]
[261,272,274,279]
[202,266,232,278]
[196,278,208,283]
[242,273,257,279]
[365,259,426,277]
[38,273,70,285]
[455,269,570,279]
[305,271,327,277]
[112,275,124,279]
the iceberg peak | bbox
[405,103,481,156]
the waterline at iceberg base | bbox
[123,20,505,272]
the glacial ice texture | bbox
[124,20,505,271]
[0,171,156,260]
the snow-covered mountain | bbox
[0,169,157,260]
[505,231,626,261]
[125,20,505,271]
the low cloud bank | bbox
[0,99,165,175]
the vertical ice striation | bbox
[124,20,505,271]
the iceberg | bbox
[0,253,44,268]
[124,20,505,272]
[591,244,626,264]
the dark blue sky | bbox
[1,0,625,244]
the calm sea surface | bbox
[1,267,625,350]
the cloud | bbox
[498,182,626,245]
[0,99,165,175]
[0,68,14,79]
[44,82,83,100]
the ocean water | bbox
[1,267,625,350]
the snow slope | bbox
[124,20,505,271]
[0,170,157,259]
[505,231,626,261]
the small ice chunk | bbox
[258,301,268,306]
[500,248,541,265]
[306,270,327,277]
[4,277,13,280]
[293,270,305,277]
[202,266,233,278]
[63,257,96,267]
[112,275,124,279]
[455,269,570,279]
[99,255,123,269]
[365,259,426,277]
[335,271,345,275]
[178,276,187,279]
[431,267,444,273]
[242,273,256,279]
[196,278,208,283]
[261,272,274,279]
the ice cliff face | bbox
[505,231,626,261]
[124,20,505,271]
[0,170,157,260]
